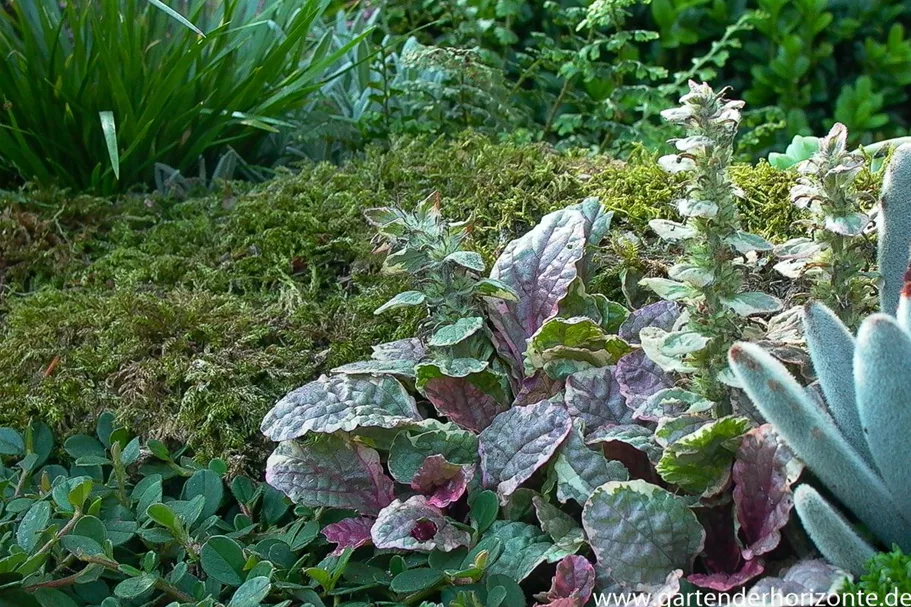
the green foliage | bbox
[1,416,505,606]
[382,0,911,155]
[844,546,911,597]
[0,0,361,193]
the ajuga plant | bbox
[260,197,849,601]
[772,123,875,325]
[642,82,781,412]
[1,415,374,607]
[729,144,911,575]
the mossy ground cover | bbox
[0,134,806,466]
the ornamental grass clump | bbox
[642,82,781,411]
[773,123,875,326]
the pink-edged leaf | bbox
[687,558,765,591]
[321,517,374,556]
[265,434,394,515]
[615,350,674,410]
[619,301,682,345]
[371,495,472,552]
[410,455,474,508]
[487,208,589,369]
[421,374,508,432]
[534,555,596,606]
[479,400,572,500]
[734,424,800,559]
[747,559,847,597]
[564,366,633,432]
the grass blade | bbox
[99,111,120,180]
[144,0,206,38]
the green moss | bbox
[0,133,825,463]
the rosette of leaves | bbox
[772,123,875,325]
[260,200,816,599]
[643,82,781,411]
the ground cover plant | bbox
[0,135,804,464]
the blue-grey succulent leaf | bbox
[877,144,911,315]
[793,485,876,576]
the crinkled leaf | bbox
[687,506,764,592]
[374,290,426,314]
[668,262,715,288]
[720,292,782,317]
[525,317,611,373]
[372,496,471,552]
[322,517,374,556]
[582,480,705,590]
[389,425,478,484]
[331,359,417,378]
[655,415,712,447]
[640,327,703,373]
[479,401,572,500]
[534,555,596,606]
[558,278,628,333]
[372,338,427,361]
[615,350,675,410]
[487,208,588,369]
[261,375,420,441]
[532,496,585,556]
[639,278,699,301]
[265,435,394,515]
[649,219,697,241]
[445,251,486,272]
[416,358,489,383]
[563,367,633,432]
[656,416,750,497]
[573,197,613,247]
[554,420,629,505]
[429,317,486,347]
[587,424,663,468]
[513,370,563,406]
[734,425,799,559]
[745,560,846,598]
[420,369,509,432]
[483,521,559,582]
[619,302,682,345]
[636,388,713,423]
[411,455,474,508]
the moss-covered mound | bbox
[0,134,804,465]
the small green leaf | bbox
[0,427,24,455]
[228,576,272,607]
[17,501,51,553]
[68,479,94,511]
[201,535,247,586]
[374,291,426,315]
[469,490,499,534]
[114,574,158,599]
[390,568,444,594]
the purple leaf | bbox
[734,424,800,559]
[371,495,472,552]
[321,517,374,556]
[746,560,847,597]
[587,424,662,483]
[421,374,508,432]
[514,371,564,407]
[687,505,764,592]
[488,208,589,370]
[534,555,596,607]
[619,301,682,345]
[410,455,474,508]
[479,400,573,500]
[688,558,764,591]
[564,366,633,432]
[265,435,394,516]
[615,350,674,411]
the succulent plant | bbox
[729,144,911,575]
